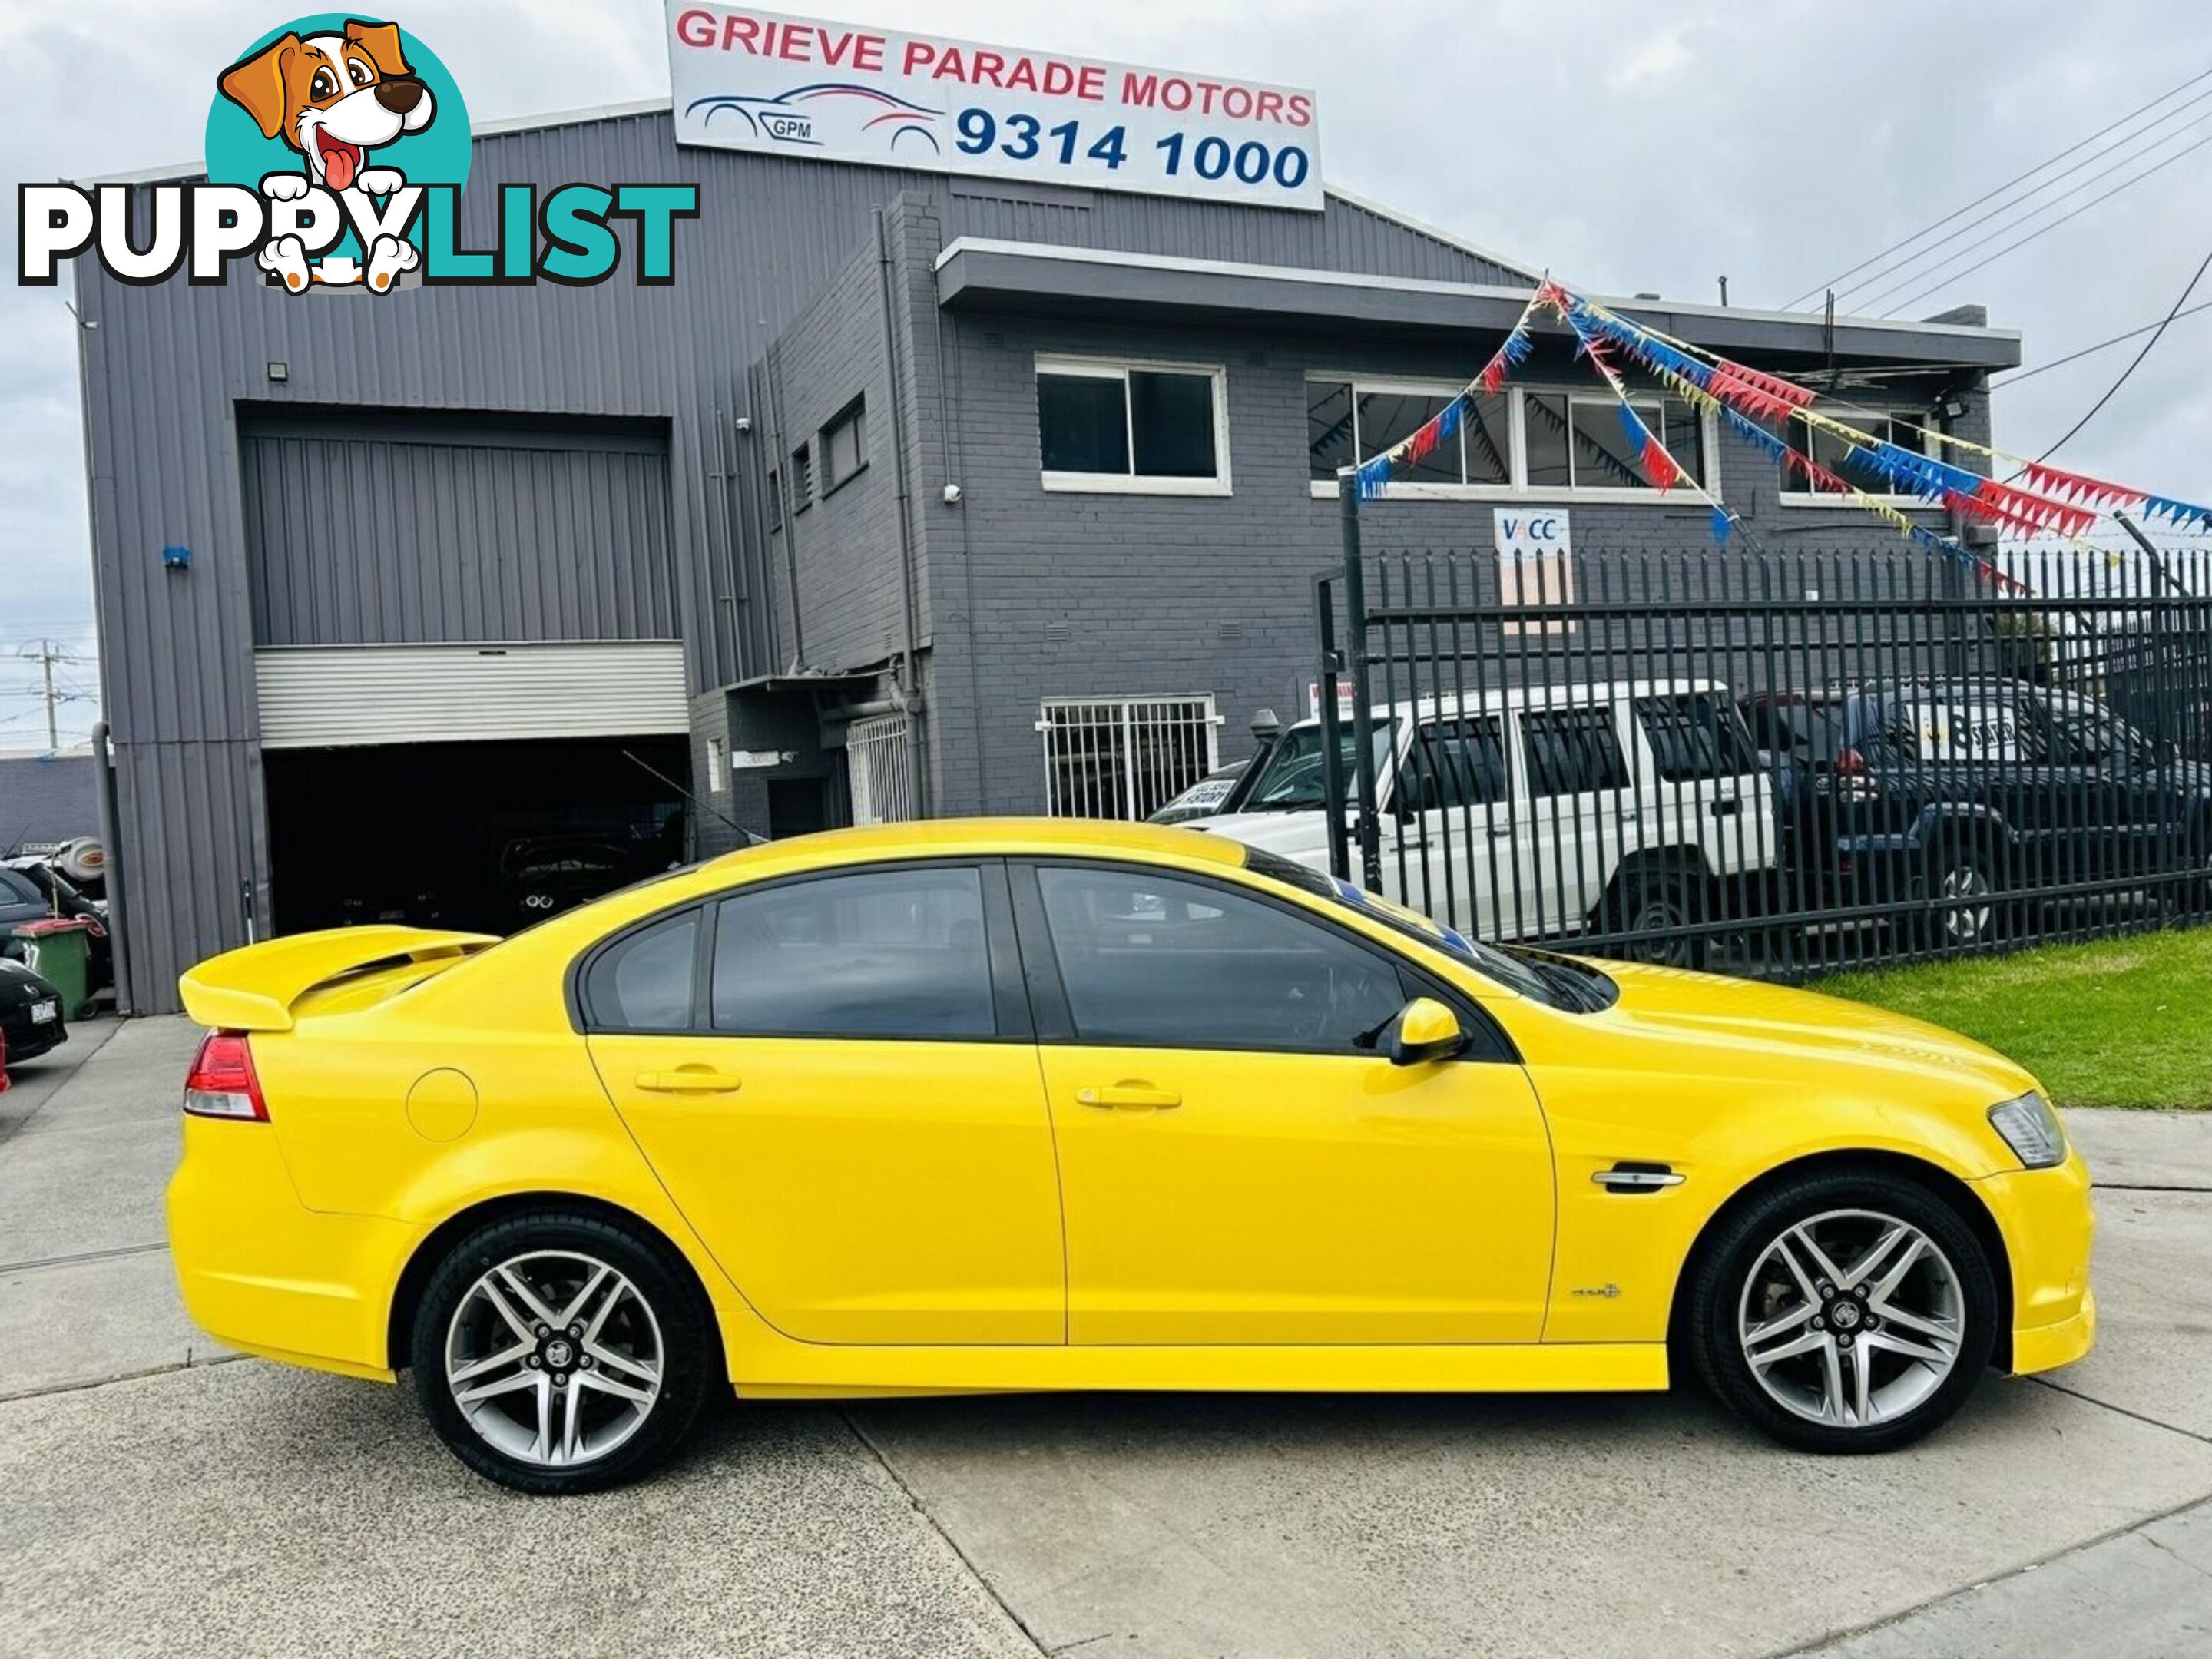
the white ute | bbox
[1184,679,1777,965]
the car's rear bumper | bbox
[1973,1147,2097,1376]
[0,1017,66,1065]
[167,1117,416,1382]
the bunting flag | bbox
[1354,284,1551,498]
[1545,288,1740,545]
[1575,293,2212,538]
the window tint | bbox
[584,909,698,1031]
[0,869,47,906]
[1635,694,1758,780]
[1038,373,1128,473]
[1522,707,1630,796]
[1245,719,1394,811]
[1128,370,1217,477]
[2047,703,2150,768]
[711,867,995,1038]
[1403,717,1509,812]
[1036,866,1406,1052]
[1038,364,1220,480]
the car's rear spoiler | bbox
[177,926,498,1031]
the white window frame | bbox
[706,737,727,796]
[1305,378,1722,505]
[1777,404,1941,509]
[1038,355,1233,498]
[1036,694,1224,820]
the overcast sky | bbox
[6,0,2211,748]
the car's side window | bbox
[710,866,997,1039]
[1403,717,1510,813]
[1034,866,1406,1053]
[1634,694,1758,780]
[1521,707,1630,798]
[583,909,700,1032]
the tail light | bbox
[1834,747,1879,803]
[183,1030,269,1121]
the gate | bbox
[1316,503,2212,979]
[846,714,915,826]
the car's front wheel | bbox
[1683,1170,1997,1453]
[411,1209,716,1494]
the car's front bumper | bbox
[167,1117,416,1382]
[1973,1146,2098,1376]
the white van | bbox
[1183,680,1777,965]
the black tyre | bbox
[1605,864,1709,969]
[1683,1168,1997,1454]
[411,1208,717,1495]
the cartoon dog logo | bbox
[217,19,435,292]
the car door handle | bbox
[1076,1083,1183,1111]
[634,1068,744,1094]
[1710,797,1740,817]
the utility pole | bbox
[18,641,71,753]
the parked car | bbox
[1181,680,1777,966]
[169,818,2093,1492]
[1147,760,1250,826]
[2,856,113,992]
[1741,680,2212,946]
[0,957,68,1066]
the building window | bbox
[1308,378,1714,500]
[1038,695,1222,820]
[706,737,726,795]
[766,468,783,531]
[821,396,866,493]
[1037,358,1230,495]
[1308,379,1513,488]
[791,442,813,511]
[1780,406,1938,503]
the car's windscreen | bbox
[1237,845,1598,1008]
[1241,720,1395,812]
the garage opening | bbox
[266,737,689,936]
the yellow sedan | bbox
[169,820,2094,1493]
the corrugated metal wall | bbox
[241,419,676,647]
[78,104,1545,1009]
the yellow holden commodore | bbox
[169,820,2094,1493]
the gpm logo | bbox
[17,15,698,293]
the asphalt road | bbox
[2,1018,2207,1657]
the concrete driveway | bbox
[2,1018,2208,1657]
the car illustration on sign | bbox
[683,83,941,155]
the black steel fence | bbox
[1311,532,2212,979]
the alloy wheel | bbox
[444,1250,664,1468]
[1737,1209,1965,1429]
[1937,865,1993,942]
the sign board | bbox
[667,3,1323,210]
[1493,508,1575,635]
[1306,680,1359,721]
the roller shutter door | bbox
[254,641,687,748]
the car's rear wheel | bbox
[411,1210,715,1495]
[1684,1171,1996,1453]
[1605,865,1709,969]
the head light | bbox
[1988,1091,2065,1170]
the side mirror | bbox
[1386,996,1465,1067]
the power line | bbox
[1834,91,2212,310]
[1782,63,2212,309]
[2006,239,2212,475]
[1992,296,2212,387]
[1876,125,2212,318]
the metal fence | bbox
[1039,695,1223,820]
[1313,532,2212,979]
[846,714,916,826]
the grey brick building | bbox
[73,99,2018,1011]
